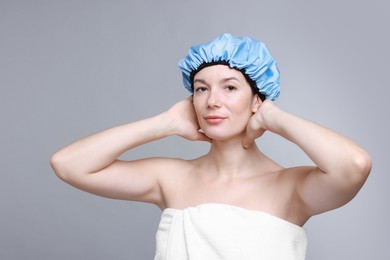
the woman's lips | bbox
[204,115,227,124]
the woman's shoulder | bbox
[153,156,202,167]
[135,156,202,178]
[279,166,316,178]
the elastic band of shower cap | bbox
[178,33,280,101]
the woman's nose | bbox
[207,90,221,108]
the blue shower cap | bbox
[178,33,280,100]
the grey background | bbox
[1,0,388,259]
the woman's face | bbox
[192,65,261,141]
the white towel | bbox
[154,203,307,260]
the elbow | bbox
[350,150,372,184]
[355,150,372,176]
[50,151,72,182]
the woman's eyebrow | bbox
[193,77,241,85]
[193,78,208,85]
[221,77,241,83]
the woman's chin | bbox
[203,131,245,144]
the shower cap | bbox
[178,33,280,100]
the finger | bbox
[196,132,212,143]
[242,135,254,149]
[243,125,255,148]
[243,126,266,148]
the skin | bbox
[50,65,372,226]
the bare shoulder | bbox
[131,156,193,169]
[127,156,196,187]
[143,156,197,175]
[139,156,199,208]
[278,166,315,180]
[274,165,319,196]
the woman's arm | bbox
[50,98,209,205]
[243,100,372,216]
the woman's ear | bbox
[252,95,262,113]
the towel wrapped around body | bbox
[154,203,307,260]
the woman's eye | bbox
[226,85,237,92]
[195,87,207,93]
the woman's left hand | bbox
[242,100,278,148]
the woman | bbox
[51,33,371,259]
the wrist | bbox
[157,111,178,137]
[261,102,285,134]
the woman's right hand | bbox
[166,97,211,142]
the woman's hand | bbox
[166,97,211,142]
[242,100,279,148]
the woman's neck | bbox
[204,139,262,179]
